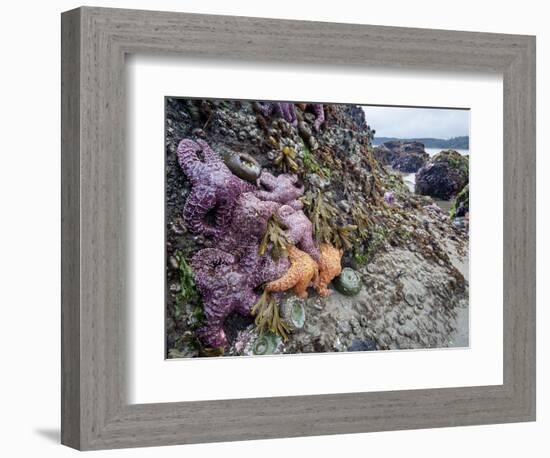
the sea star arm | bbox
[297,230,321,262]
[265,265,301,293]
[258,171,277,190]
[255,172,279,201]
[233,289,260,316]
[176,139,204,186]
[281,103,298,126]
[197,301,228,348]
[183,184,219,237]
[214,198,237,230]
[196,139,224,166]
[257,102,274,117]
[312,104,325,131]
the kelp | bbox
[299,141,329,177]
[173,251,201,321]
[258,214,292,260]
[251,290,290,341]
[301,190,358,250]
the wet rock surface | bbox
[415,150,469,200]
[374,140,429,173]
[451,183,469,218]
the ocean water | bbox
[425,148,469,157]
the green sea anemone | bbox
[334,268,362,296]
[252,332,282,355]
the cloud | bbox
[362,105,470,139]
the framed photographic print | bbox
[61,6,536,450]
[163,99,471,359]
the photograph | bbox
[165,98,470,358]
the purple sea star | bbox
[255,171,304,210]
[176,140,327,349]
[258,102,297,126]
[217,192,282,252]
[191,244,289,348]
[310,104,325,131]
[177,138,255,237]
[276,205,320,262]
[190,192,290,348]
[191,248,259,348]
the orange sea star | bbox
[265,246,318,298]
[314,243,343,297]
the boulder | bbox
[415,150,468,200]
[392,153,428,173]
[373,143,397,165]
[399,141,425,154]
[373,140,429,173]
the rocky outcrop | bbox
[374,140,429,173]
[415,150,469,200]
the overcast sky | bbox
[362,106,470,139]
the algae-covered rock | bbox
[392,153,428,173]
[374,140,429,173]
[333,267,362,296]
[450,184,469,218]
[415,150,468,200]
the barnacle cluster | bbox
[266,131,301,174]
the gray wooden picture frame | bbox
[61,6,536,451]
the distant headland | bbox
[373,135,469,149]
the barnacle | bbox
[273,143,300,173]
